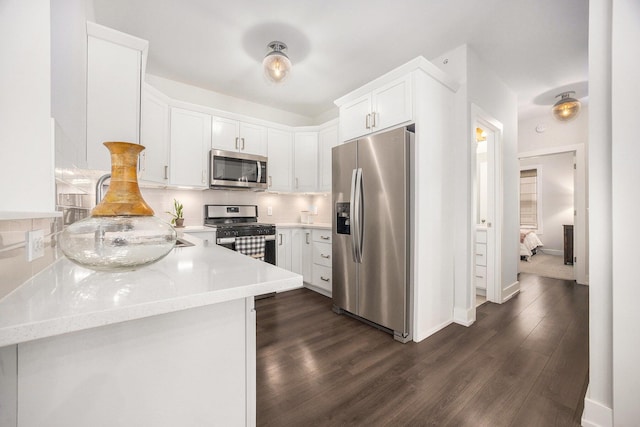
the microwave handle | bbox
[257,161,262,184]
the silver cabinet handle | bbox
[235,137,239,149]
[306,232,310,244]
[320,276,330,282]
[475,275,483,278]
[202,170,205,183]
[477,253,484,257]
[321,254,330,259]
[371,111,376,128]
[320,235,330,240]
[278,233,283,246]
[269,175,272,188]
[295,177,299,189]
[164,165,168,180]
[241,137,245,150]
[365,113,370,129]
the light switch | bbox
[267,206,272,216]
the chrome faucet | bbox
[95,173,111,205]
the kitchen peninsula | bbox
[0,235,302,426]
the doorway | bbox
[470,105,504,308]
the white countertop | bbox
[275,222,331,229]
[0,236,302,347]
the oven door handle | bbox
[264,234,276,241]
[217,237,236,245]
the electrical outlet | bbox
[26,229,45,262]
[267,206,273,216]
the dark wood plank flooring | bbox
[256,273,589,426]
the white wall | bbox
[0,0,55,213]
[611,0,640,425]
[434,45,518,323]
[583,0,613,425]
[466,48,519,305]
[520,153,574,255]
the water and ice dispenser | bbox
[336,202,350,235]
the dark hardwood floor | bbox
[256,273,589,426]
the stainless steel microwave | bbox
[209,149,268,190]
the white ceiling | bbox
[92,0,588,121]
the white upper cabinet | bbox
[338,74,413,142]
[212,117,267,157]
[293,132,318,192]
[86,22,147,171]
[318,124,339,192]
[266,128,293,192]
[169,107,211,188]
[139,85,170,184]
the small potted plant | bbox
[166,199,184,227]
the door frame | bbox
[517,144,587,285]
[470,104,503,305]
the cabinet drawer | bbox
[312,229,332,243]
[476,230,487,244]
[474,266,487,289]
[312,264,332,292]
[475,243,487,266]
[313,242,332,267]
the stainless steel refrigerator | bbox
[332,126,413,343]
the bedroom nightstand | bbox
[563,224,574,265]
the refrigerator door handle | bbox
[355,168,364,262]
[350,168,359,263]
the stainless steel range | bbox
[204,205,276,265]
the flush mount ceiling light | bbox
[552,91,581,121]
[263,41,291,83]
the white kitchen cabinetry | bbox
[293,132,318,192]
[266,128,293,192]
[182,230,216,245]
[338,74,412,142]
[301,230,313,283]
[276,228,291,271]
[475,228,487,291]
[86,22,147,171]
[212,117,267,157]
[139,84,170,184]
[169,107,211,188]
[318,123,339,192]
[290,228,303,276]
[309,229,332,296]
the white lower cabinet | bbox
[276,228,291,271]
[310,229,332,296]
[276,227,332,297]
[301,230,313,283]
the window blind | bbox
[520,169,538,228]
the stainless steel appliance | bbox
[209,150,268,190]
[204,205,276,265]
[332,127,413,343]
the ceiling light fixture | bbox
[263,41,291,83]
[552,91,581,121]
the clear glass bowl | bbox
[59,216,177,271]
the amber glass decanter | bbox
[59,142,177,271]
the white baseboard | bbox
[501,280,520,303]
[581,395,613,427]
[413,318,453,342]
[453,306,475,326]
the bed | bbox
[520,230,543,261]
